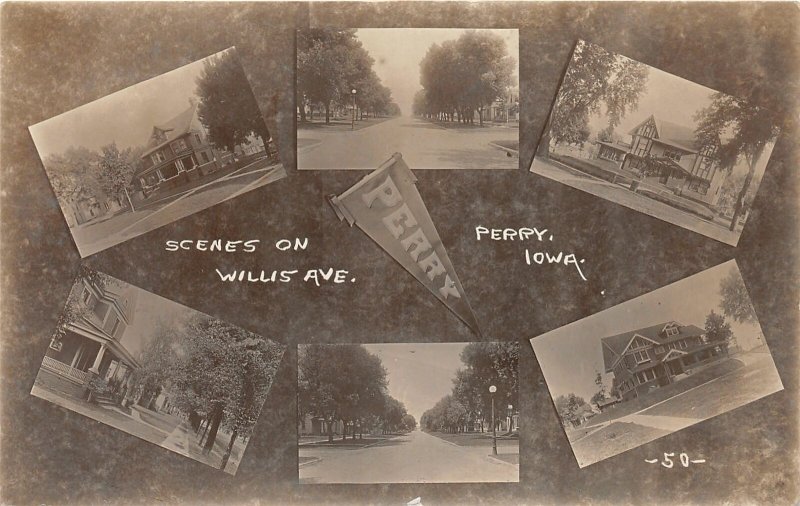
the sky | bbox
[355,28,519,116]
[114,282,197,359]
[363,342,468,423]
[530,261,767,402]
[583,44,776,181]
[28,48,232,160]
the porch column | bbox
[88,343,107,375]
[70,343,85,368]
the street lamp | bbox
[351,89,357,130]
[489,385,497,455]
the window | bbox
[665,326,679,337]
[663,149,682,162]
[150,151,166,164]
[199,151,209,164]
[633,349,650,364]
[679,340,688,349]
[49,338,63,352]
[170,138,188,153]
[111,319,121,337]
[195,133,202,145]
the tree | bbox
[554,393,590,426]
[417,31,516,126]
[166,315,282,469]
[97,142,136,212]
[705,310,734,347]
[400,414,416,432]
[694,93,780,230]
[541,40,648,158]
[719,268,758,325]
[590,371,608,409]
[43,146,102,224]
[298,344,387,443]
[196,49,272,158]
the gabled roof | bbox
[141,102,202,159]
[628,115,700,153]
[601,322,705,372]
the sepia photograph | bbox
[298,342,519,483]
[29,47,286,257]
[297,28,519,170]
[530,40,780,246]
[30,268,285,475]
[530,260,784,468]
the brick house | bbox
[602,321,730,402]
[134,102,227,197]
[35,278,141,404]
[596,115,726,207]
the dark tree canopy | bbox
[196,49,271,155]
[415,31,516,126]
[719,268,758,325]
[544,40,648,153]
[694,93,780,230]
[705,310,734,345]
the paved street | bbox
[298,115,518,170]
[299,429,518,483]
[530,157,741,245]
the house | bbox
[298,413,344,436]
[134,102,227,197]
[35,278,141,404]
[602,321,730,402]
[595,396,622,412]
[600,115,726,207]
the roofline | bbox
[608,332,661,371]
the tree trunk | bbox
[327,418,333,443]
[325,101,331,125]
[729,153,760,231]
[299,99,307,123]
[203,404,223,454]
[123,187,135,212]
[220,428,238,471]
[479,106,484,126]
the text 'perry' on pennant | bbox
[328,153,481,336]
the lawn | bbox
[640,357,782,420]
[572,421,670,467]
[300,436,393,448]
[298,115,394,132]
[584,358,745,426]
[427,431,519,447]
[550,153,635,185]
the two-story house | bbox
[602,321,729,402]
[597,115,726,207]
[35,278,141,404]
[134,102,226,197]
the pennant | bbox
[328,153,481,336]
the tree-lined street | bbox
[298,115,517,170]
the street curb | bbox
[298,457,322,468]
[484,453,520,469]
[299,434,401,450]
[488,142,519,157]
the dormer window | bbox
[665,326,679,337]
